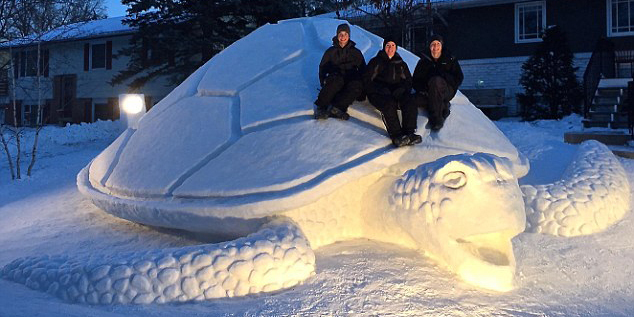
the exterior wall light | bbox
[119,94,146,129]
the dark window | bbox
[609,0,634,36]
[12,49,49,78]
[515,1,545,43]
[25,50,38,76]
[92,43,106,69]
[22,104,36,126]
[94,102,112,121]
[0,69,8,96]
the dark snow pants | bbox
[414,76,454,125]
[315,75,363,112]
[368,92,418,138]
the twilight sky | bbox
[105,0,128,17]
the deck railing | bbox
[583,38,615,117]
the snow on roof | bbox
[0,16,134,48]
[317,0,519,18]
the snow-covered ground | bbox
[1,115,634,316]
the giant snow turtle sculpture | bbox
[2,18,630,304]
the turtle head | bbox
[389,153,526,292]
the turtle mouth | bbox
[452,230,518,292]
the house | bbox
[341,0,634,121]
[0,16,178,126]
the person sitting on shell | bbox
[412,34,464,131]
[314,23,366,120]
[364,36,422,147]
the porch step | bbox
[593,96,620,105]
[582,120,630,129]
[596,88,623,97]
[564,131,631,145]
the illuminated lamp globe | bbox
[122,95,144,114]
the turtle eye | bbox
[442,171,466,189]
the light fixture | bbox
[119,94,146,129]
[122,94,144,114]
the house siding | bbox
[460,52,592,115]
[1,34,176,125]
[448,0,634,60]
[445,0,634,116]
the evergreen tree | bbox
[517,26,582,121]
[113,0,334,90]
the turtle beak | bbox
[452,229,518,292]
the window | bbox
[92,43,106,69]
[0,70,8,96]
[608,0,634,36]
[515,1,546,43]
[11,49,49,78]
[22,105,37,126]
[84,41,112,71]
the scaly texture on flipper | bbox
[522,140,630,237]
[1,220,315,304]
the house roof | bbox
[317,0,522,19]
[0,16,135,48]
[439,0,521,9]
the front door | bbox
[53,74,76,124]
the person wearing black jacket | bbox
[314,23,366,120]
[412,34,463,131]
[364,37,421,147]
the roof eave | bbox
[437,0,521,9]
[0,30,136,49]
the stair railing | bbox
[583,38,615,117]
[624,81,634,140]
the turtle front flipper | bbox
[1,219,315,304]
[522,140,630,237]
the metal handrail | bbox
[582,38,615,117]
[625,81,634,140]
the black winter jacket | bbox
[364,50,412,96]
[318,37,366,85]
[412,49,463,95]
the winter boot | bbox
[314,106,329,120]
[431,120,444,131]
[407,133,422,145]
[391,135,410,147]
[329,107,350,120]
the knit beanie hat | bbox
[429,34,444,46]
[382,35,398,49]
[336,23,351,35]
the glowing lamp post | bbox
[119,94,146,129]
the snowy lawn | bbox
[1,116,634,316]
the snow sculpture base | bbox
[522,140,630,236]
[2,153,527,303]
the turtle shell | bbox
[77,18,528,231]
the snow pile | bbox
[522,140,630,236]
[1,221,314,304]
[1,121,120,147]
